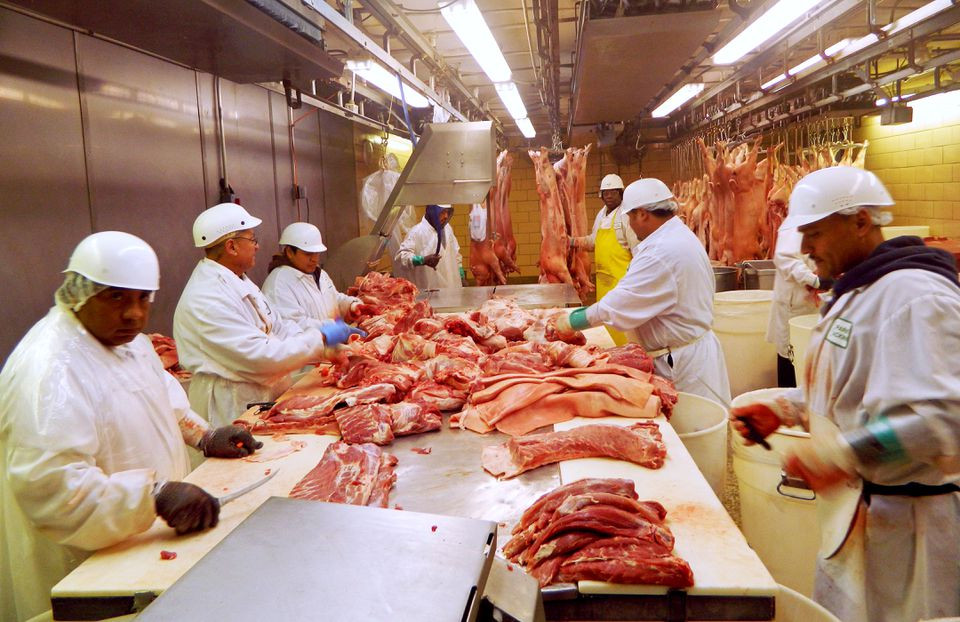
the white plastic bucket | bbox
[731,388,820,597]
[881,225,930,240]
[788,314,819,386]
[670,392,728,499]
[775,584,839,622]
[713,290,778,398]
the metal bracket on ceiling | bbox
[728,0,756,22]
[283,80,303,109]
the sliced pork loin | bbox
[335,402,442,445]
[288,441,397,507]
[513,478,639,535]
[482,422,666,479]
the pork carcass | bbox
[554,145,595,301]
[469,201,507,286]
[529,147,575,286]
[492,150,519,276]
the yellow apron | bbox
[594,216,632,346]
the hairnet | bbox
[639,198,679,213]
[836,205,894,226]
[55,272,109,312]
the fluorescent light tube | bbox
[763,38,853,91]
[876,93,916,106]
[516,117,536,138]
[713,0,826,65]
[495,82,528,120]
[762,74,787,90]
[440,0,512,83]
[652,83,705,118]
[885,0,952,35]
[346,60,431,108]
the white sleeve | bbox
[159,365,209,446]
[181,290,324,382]
[585,254,677,331]
[263,272,325,333]
[774,230,818,287]
[396,226,422,268]
[619,209,640,252]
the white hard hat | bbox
[599,174,625,193]
[781,166,894,231]
[279,222,326,252]
[65,231,160,290]
[621,178,675,214]
[192,202,263,248]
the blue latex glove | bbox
[319,318,367,347]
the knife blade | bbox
[217,468,279,507]
[694,376,772,451]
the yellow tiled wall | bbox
[855,93,960,237]
[449,145,675,279]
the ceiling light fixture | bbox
[516,117,536,138]
[346,60,431,108]
[842,1,952,59]
[495,82,528,120]
[652,83,705,118]
[760,38,852,91]
[713,0,826,65]
[440,0,512,83]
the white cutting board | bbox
[554,416,777,597]
[52,434,337,598]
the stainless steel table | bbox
[418,283,581,313]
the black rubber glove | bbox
[199,425,263,458]
[422,253,441,269]
[154,481,220,535]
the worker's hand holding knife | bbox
[422,253,441,269]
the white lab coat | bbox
[585,216,730,402]
[396,218,463,291]
[261,266,359,331]
[766,227,819,358]
[798,269,960,622]
[579,205,639,253]
[0,307,207,622]
[173,259,325,428]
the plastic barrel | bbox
[670,392,728,499]
[713,290,777,398]
[788,314,819,387]
[731,388,820,597]
[775,584,840,622]
[881,225,930,240]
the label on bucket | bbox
[826,318,852,349]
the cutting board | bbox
[52,434,337,600]
[554,416,777,598]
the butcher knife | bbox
[216,468,279,508]
[694,377,772,450]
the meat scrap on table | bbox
[482,422,666,479]
[504,478,693,588]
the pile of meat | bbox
[675,137,869,265]
[482,422,666,479]
[288,441,397,508]
[503,478,694,588]
[148,333,191,380]
[239,273,676,448]
[529,146,594,302]
[471,150,519,285]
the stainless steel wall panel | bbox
[290,108,327,240]
[0,9,90,361]
[318,109,359,252]
[270,90,297,237]
[218,81,280,285]
[75,35,207,335]
[196,73,220,208]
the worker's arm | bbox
[396,225,426,268]
[572,210,604,252]
[261,269,324,333]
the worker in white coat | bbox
[731,167,960,622]
[261,222,368,331]
[570,174,639,345]
[765,225,823,387]
[554,178,730,402]
[0,232,262,622]
[396,204,464,290]
[174,204,365,428]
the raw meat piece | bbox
[244,384,397,435]
[556,537,693,588]
[336,357,423,395]
[602,343,654,373]
[412,317,445,338]
[358,315,394,339]
[411,447,432,455]
[513,478,638,535]
[335,404,395,445]
[423,355,482,391]
[482,422,665,479]
[388,401,442,436]
[408,381,467,411]
[554,146,595,300]
[288,441,387,505]
[443,313,496,342]
[148,333,191,379]
[348,271,418,307]
[481,344,552,375]
[538,341,604,368]
[529,147,575,286]
[472,298,534,340]
[391,300,433,335]
[391,333,437,362]
[430,331,485,362]
[367,452,399,508]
